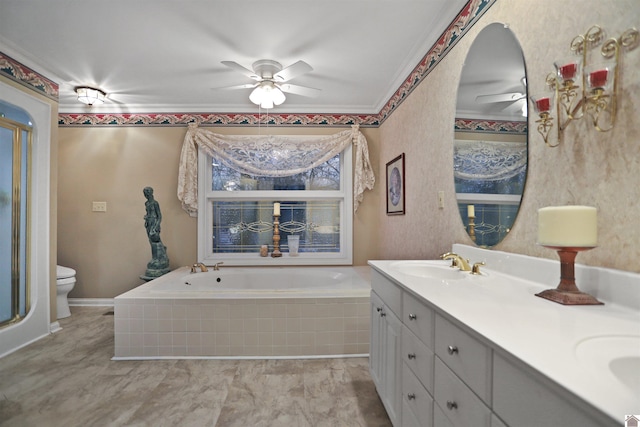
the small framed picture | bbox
[386,153,405,215]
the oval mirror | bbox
[454,23,528,247]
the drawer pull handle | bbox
[407,353,416,360]
[407,393,416,400]
[447,345,459,355]
[380,311,386,317]
[408,313,417,321]
[446,401,458,410]
[376,307,383,312]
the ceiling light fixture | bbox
[75,87,107,106]
[249,81,286,109]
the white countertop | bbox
[368,255,640,422]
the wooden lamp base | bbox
[535,246,603,306]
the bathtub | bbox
[114,266,371,359]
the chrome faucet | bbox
[212,262,224,271]
[190,262,208,273]
[440,252,472,272]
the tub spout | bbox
[190,263,208,273]
[213,262,224,271]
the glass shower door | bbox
[0,117,30,326]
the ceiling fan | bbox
[216,59,320,108]
[474,77,527,115]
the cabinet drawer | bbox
[403,364,433,427]
[493,353,610,427]
[433,401,454,427]
[434,358,491,427]
[371,270,402,317]
[403,291,434,348]
[435,314,492,403]
[402,325,434,392]
[402,399,423,427]
[492,414,508,427]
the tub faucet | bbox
[440,252,472,272]
[191,263,208,273]
[213,262,224,271]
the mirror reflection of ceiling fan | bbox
[475,76,527,115]
[215,59,321,108]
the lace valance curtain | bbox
[177,123,375,216]
[453,140,527,182]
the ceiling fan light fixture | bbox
[75,87,107,106]
[249,82,286,109]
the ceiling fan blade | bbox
[211,83,258,91]
[221,61,260,80]
[274,60,313,82]
[501,99,526,113]
[476,92,525,104]
[278,83,321,98]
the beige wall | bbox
[58,126,381,298]
[378,0,640,273]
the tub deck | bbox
[114,266,371,359]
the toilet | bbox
[56,265,76,319]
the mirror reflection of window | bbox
[454,23,528,247]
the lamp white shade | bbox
[538,205,597,247]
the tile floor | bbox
[0,307,391,427]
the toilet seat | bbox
[56,265,76,280]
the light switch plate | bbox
[92,201,107,212]
[438,191,445,209]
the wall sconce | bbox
[531,25,638,147]
[75,87,107,106]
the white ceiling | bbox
[0,0,469,114]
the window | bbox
[197,144,353,265]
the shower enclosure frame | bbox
[0,79,52,358]
[0,114,32,327]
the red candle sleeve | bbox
[535,97,551,112]
[589,69,608,88]
[559,63,578,80]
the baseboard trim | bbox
[50,321,62,333]
[68,298,114,307]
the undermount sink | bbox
[389,260,467,281]
[575,335,640,394]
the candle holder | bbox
[271,214,282,257]
[535,25,638,147]
[535,246,602,305]
[468,215,476,243]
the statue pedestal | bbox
[140,267,170,282]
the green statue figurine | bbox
[141,187,170,280]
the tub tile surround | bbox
[114,267,371,359]
[369,245,640,423]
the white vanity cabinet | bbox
[492,353,610,427]
[370,271,403,426]
[400,291,435,426]
[369,260,626,427]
